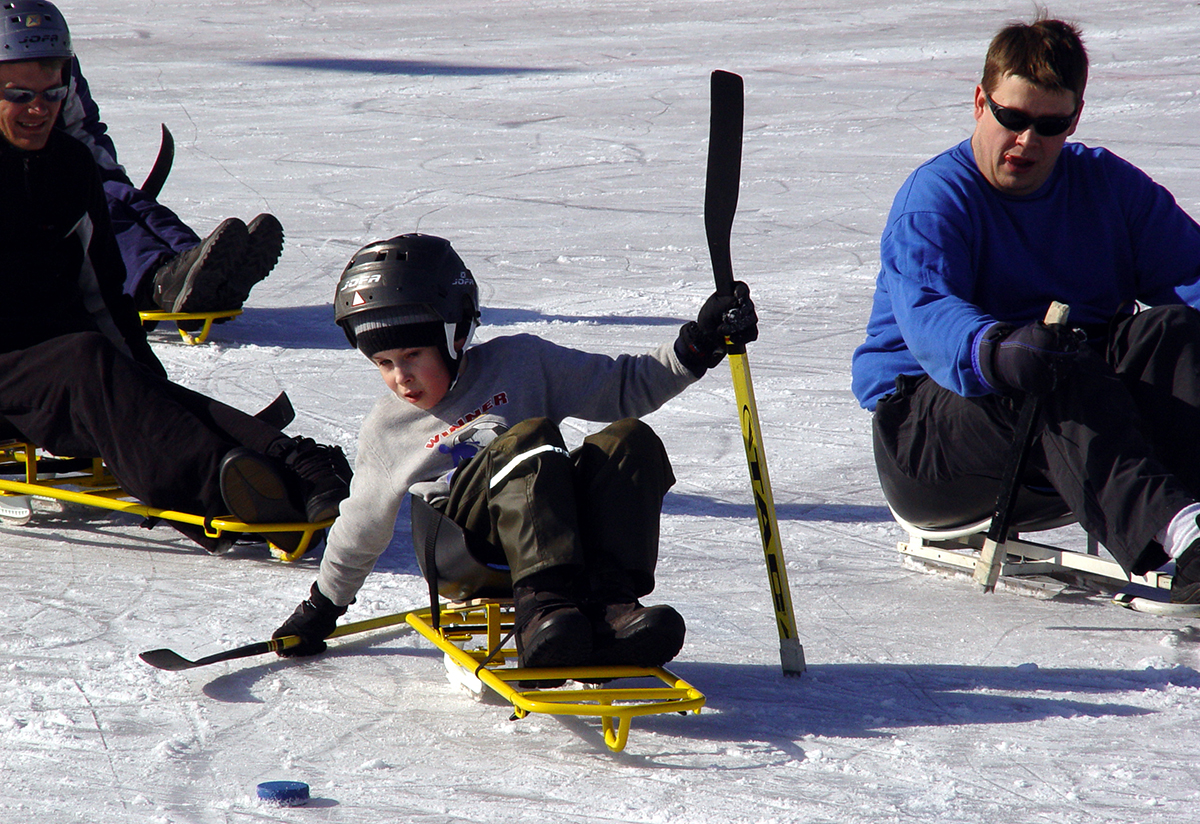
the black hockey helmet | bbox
[334,233,480,371]
[1,1,72,65]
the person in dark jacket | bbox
[0,2,348,552]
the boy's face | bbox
[372,346,453,410]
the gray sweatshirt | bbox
[317,333,700,606]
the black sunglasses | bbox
[2,84,69,105]
[985,94,1076,137]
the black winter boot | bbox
[1172,539,1200,603]
[219,447,306,525]
[268,436,352,522]
[585,566,686,668]
[219,213,283,310]
[151,218,249,312]
[513,567,592,685]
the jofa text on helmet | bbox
[340,272,382,292]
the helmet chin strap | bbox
[444,320,477,392]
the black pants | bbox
[875,305,1200,575]
[440,417,676,597]
[0,332,285,518]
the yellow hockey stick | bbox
[705,70,804,674]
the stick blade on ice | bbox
[138,648,200,671]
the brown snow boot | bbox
[513,567,592,686]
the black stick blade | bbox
[138,648,202,671]
[138,639,280,671]
[705,70,744,296]
[140,124,174,200]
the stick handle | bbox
[1043,301,1070,327]
[704,69,804,674]
[973,302,1070,591]
[139,610,414,671]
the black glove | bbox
[978,320,1082,396]
[674,281,759,375]
[273,581,348,657]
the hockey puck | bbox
[256,780,310,806]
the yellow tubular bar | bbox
[0,443,327,561]
[405,603,705,753]
[139,309,242,344]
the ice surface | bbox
[4,1,1200,822]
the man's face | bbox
[970,73,1081,197]
[0,60,65,151]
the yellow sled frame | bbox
[0,441,327,561]
[406,601,706,753]
[139,309,242,345]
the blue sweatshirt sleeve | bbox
[852,145,1000,408]
[879,208,997,397]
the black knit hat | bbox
[351,307,444,358]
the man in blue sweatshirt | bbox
[851,17,1200,602]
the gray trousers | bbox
[439,417,675,597]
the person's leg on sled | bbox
[572,417,686,667]
[440,416,684,672]
[0,332,350,550]
[876,305,1200,603]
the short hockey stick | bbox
[973,301,1070,591]
[138,609,415,671]
[705,70,805,675]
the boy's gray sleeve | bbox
[551,340,701,421]
[316,438,406,607]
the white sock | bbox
[1157,503,1200,560]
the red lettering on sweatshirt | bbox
[425,392,509,448]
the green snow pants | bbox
[439,417,675,596]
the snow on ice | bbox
[3,1,1200,822]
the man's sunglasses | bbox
[2,84,69,105]
[985,94,1076,137]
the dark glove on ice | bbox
[978,320,1082,397]
[273,581,348,657]
[675,281,759,375]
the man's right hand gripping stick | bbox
[973,301,1070,592]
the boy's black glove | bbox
[979,320,1082,397]
[675,281,759,375]
[273,581,348,657]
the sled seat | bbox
[139,309,242,345]
[0,440,328,561]
[887,487,1168,593]
[407,495,705,752]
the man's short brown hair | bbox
[981,18,1088,101]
